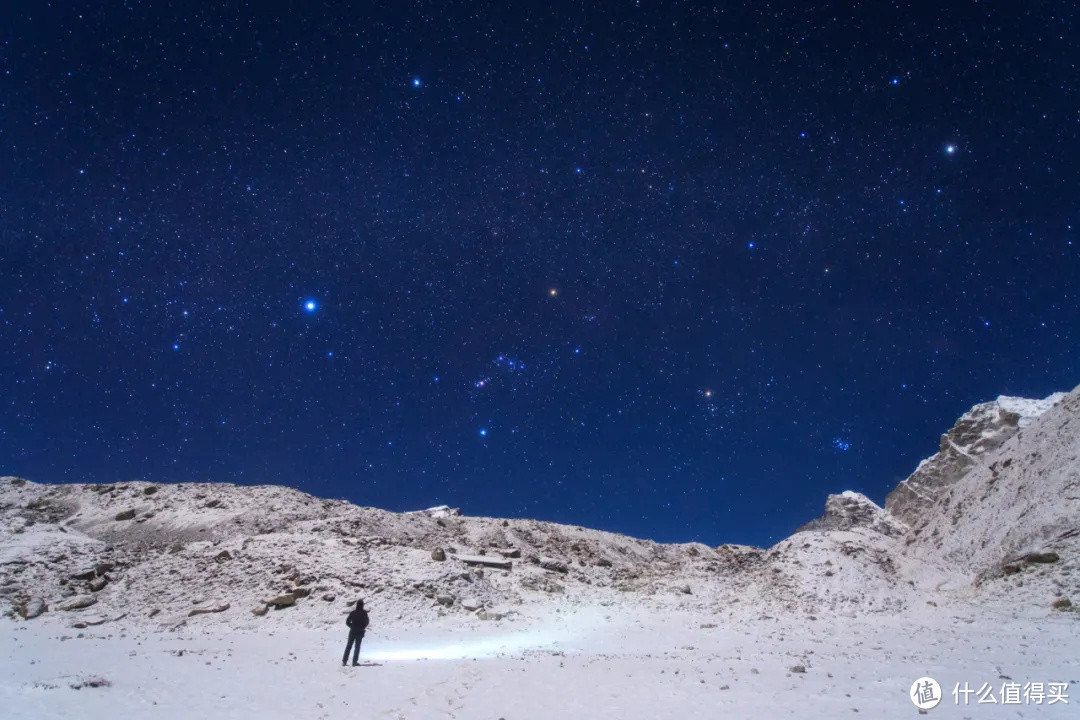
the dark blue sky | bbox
[2,1,1077,546]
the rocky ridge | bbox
[2,383,1078,631]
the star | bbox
[549,288,558,297]
[479,428,488,437]
[303,299,318,313]
[412,77,422,88]
[945,144,957,155]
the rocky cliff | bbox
[885,393,1065,527]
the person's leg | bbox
[342,635,354,665]
[351,632,363,664]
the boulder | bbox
[267,594,296,609]
[1051,597,1071,611]
[459,555,512,570]
[436,594,455,607]
[677,584,692,595]
[214,550,232,562]
[143,486,159,495]
[88,576,108,592]
[790,665,807,673]
[477,609,505,621]
[461,597,483,611]
[1024,552,1060,564]
[321,594,336,602]
[188,603,230,617]
[251,605,269,616]
[431,548,447,561]
[71,567,97,581]
[540,558,569,573]
[596,558,613,568]
[498,548,521,559]
[56,595,97,611]
[19,598,46,620]
[114,509,137,521]
[291,587,312,599]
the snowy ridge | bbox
[2,384,1078,633]
[884,390,1066,528]
[2,384,1079,718]
[998,393,1067,426]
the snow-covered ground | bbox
[3,605,1077,719]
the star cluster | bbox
[1,2,1077,545]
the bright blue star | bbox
[747,241,755,249]
[412,77,422,87]
[890,77,900,86]
[172,343,180,351]
[479,428,488,437]
[303,299,317,313]
[945,144,956,155]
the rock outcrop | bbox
[796,491,903,537]
[885,393,1064,527]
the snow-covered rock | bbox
[885,392,1064,527]
[796,491,903,537]
[55,595,97,611]
[899,385,1080,590]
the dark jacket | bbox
[346,608,369,634]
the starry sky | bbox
[2,1,1078,547]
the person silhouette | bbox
[342,599,369,666]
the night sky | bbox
[3,2,1078,547]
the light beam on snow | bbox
[363,627,573,662]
